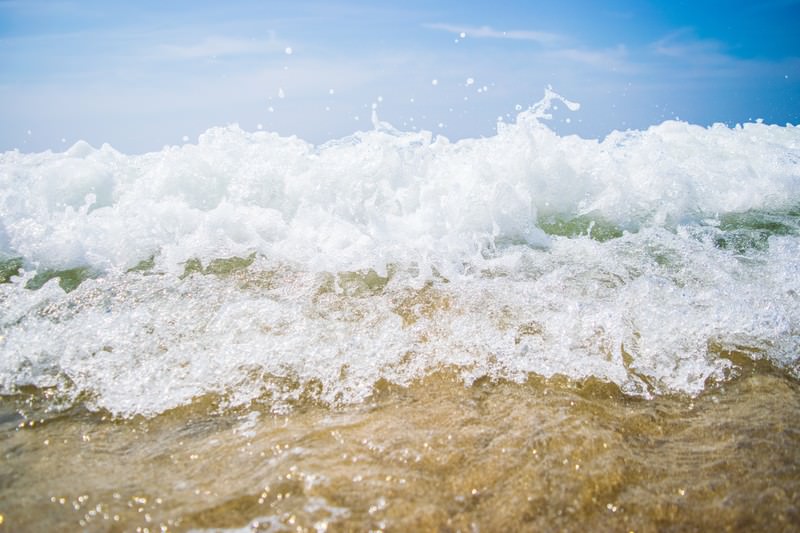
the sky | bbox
[1,0,799,153]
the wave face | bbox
[1,92,799,417]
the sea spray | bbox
[1,90,799,417]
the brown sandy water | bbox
[1,365,799,533]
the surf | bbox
[0,89,798,418]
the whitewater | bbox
[1,90,799,418]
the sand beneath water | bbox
[1,367,798,532]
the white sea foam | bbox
[1,91,798,417]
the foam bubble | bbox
[1,90,799,416]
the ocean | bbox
[1,92,799,531]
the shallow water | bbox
[2,95,800,416]
[2,93,799,531]
[2,368,798,532]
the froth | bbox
[1,226,798,418]
[1,94,798,275]
[1,93,799,416]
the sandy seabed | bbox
[1,364,799,533]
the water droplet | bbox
[284,47,293,55]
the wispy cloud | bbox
[424,23,564,46]
[544,45,631,72]
[650,29,726,60]
[156,35,284,60]
[425,22,632,72]
[646,28,799,86]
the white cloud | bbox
[424,23,563,46]
[544,45,632,72]
[645,29,800,87]
[425,23,632,72]
[157,35,283,60]
[650,29,727,60]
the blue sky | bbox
[1,0,798,153]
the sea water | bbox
[1,92,799,531]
